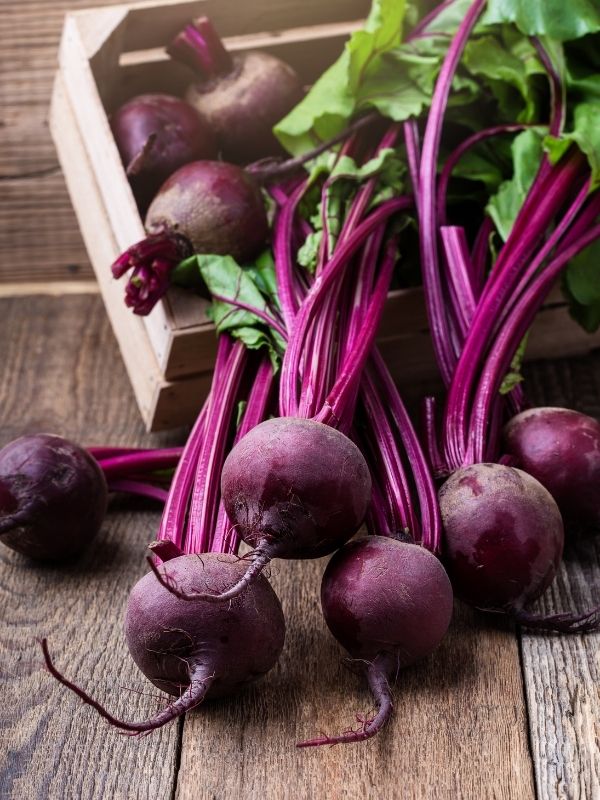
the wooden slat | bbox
[520,355,600,800]
[117,0,370,52]
[0,293,181,799]
[0,0,132,284]
[176,558,535,800]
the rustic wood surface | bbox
[0,294,598,800]
[0,1,599,798]
[0,294,535,800]
[0,0,125,284]
[522,360,600,800]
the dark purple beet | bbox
[110,93,217,212]
[222,417,371,560]
[439,463,564,612]
[299,536,453,746]
[111,160,269,315]
[42,553,285,733]
[163,418,371,604]
[168,18,304,163]
[0,434,107,561]
[504,407,600,527]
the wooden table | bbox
[0,2,598,798]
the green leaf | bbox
[564,238,600,332]
[274,0,407,155]
[500,332,529,394]
[483,0,600,42]
[463,33,543,122]
[487,128,545,240]
[172,253,285,365]
[296,148,405,273]
[544,102,600,189]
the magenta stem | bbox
[99,448,183,479]
[108,480,169,503]
[417,0,487,386]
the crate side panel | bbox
[120,0,370,52]
[50,74,161,426]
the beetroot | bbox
[110,93,217,212]
[0,434,107,561]
[299,536,453,746]
[145,160,268,260]
[504,407,600,527]
[168,17,304,163]
[42,552,285,733]
[162,417,371,603]
[112,160,269,314]
[439,463,564,612]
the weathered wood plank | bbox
[175,562,535,800]
[520,355,600,800]
[0,294,181,799]
[0,0,130,284]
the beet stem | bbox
[296,656,393,747]
[248,112,379,184]
[146,547,272,603]
[41,638,213,734]
[515,605,600,634]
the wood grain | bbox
[0,0,129,284]
[520,356,600,800]
[176,566,535,800]
[0,294,182,799]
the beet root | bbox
[184,50,304,164]
[152,418,371,605]
[298,536,453,746]
[110,93,217,212]
[185,417,370,603]
[168,18,304,163]
[112,160,269,314]
[504,406,600,527]
[42,553,285,734]
[439,463,564,613]
[0,434,107,561]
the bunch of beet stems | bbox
[412,0,600,470]
[149,121,441,568]
[273,125,442,556]
[409,0,600,630]
[148,340,275,565]
[88,445,183,503]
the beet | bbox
[168,17,304,163]
[158,418,370,604]
[299,536,453,746]
[110,93,217,212]
[145,160,268,261]
[0,434,107,561]
[112,160,269,314]
[504,406,600,527]
[42,553,285,733]
[439,463,564,612]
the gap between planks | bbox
[0,280,99,297]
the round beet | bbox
[42,553,285,733]
[504,406,600,526]
[168,18,303,163]
[145,160,268,261]
[185,51,304,163]
[111,160,269,315]
[0,434,107,561]
[111,93,217,212]
[299,536,453,746]
[439,463,564,612]
[173,418,370,604]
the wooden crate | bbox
[50,0,600,430]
